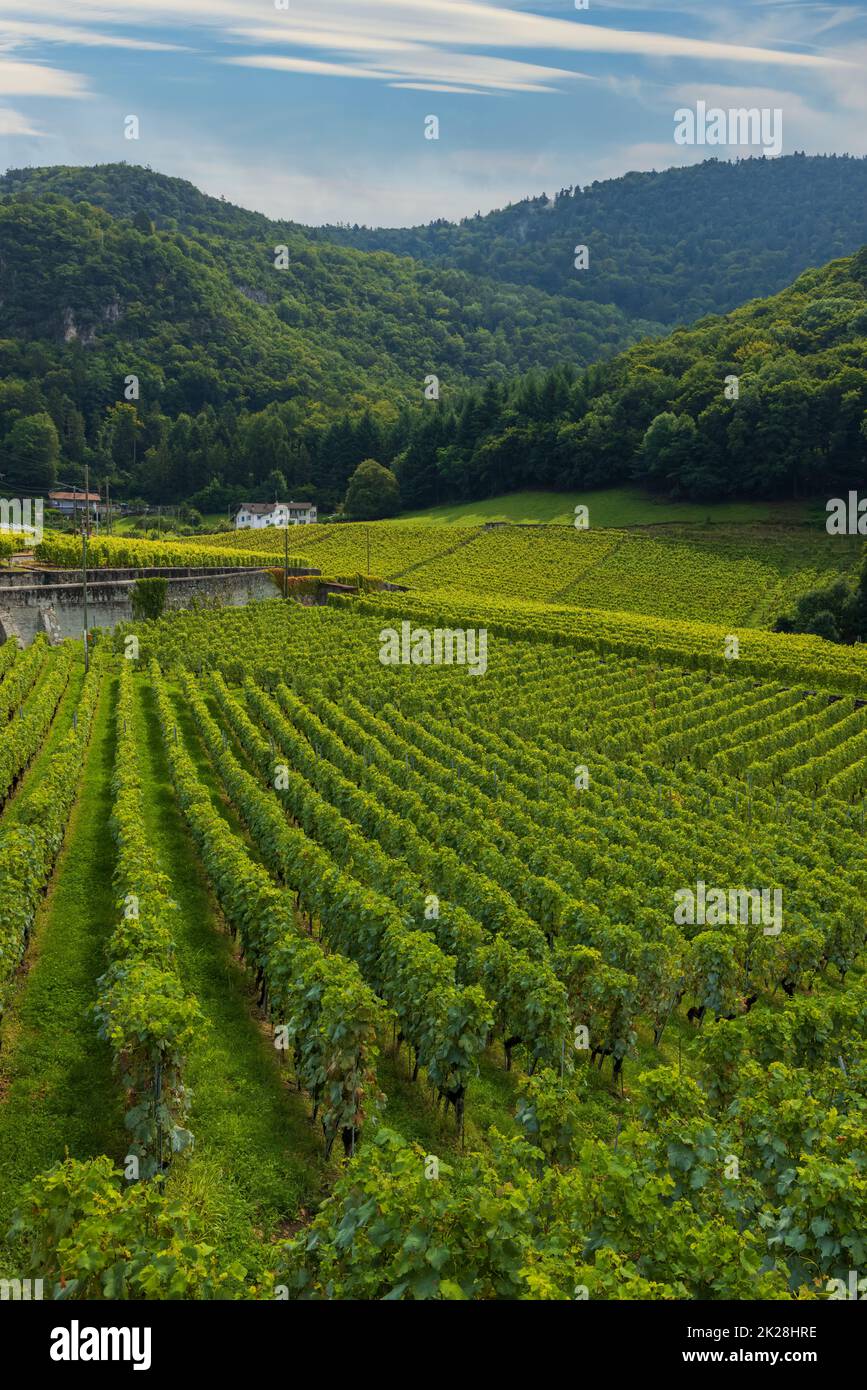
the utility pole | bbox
[283,522,289,599]
[82,463,90,673]
[367,527,370,577]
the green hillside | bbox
[2,161,866,514]
[312,154,867,325]
[393,249,867,507]
[0,164,656,397]
[189,513,860,631]
[393,489,823,527]
[0,165,659,507]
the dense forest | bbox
[314,155,867,325]
[0,168,659,508]
[389,249,867,507]
[0,159,866,510]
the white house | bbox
[235,501,317,529]
[48,490,102,519]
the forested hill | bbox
[392,246,867,507]
[0,163,289,240]
[0,172,649,399]
[312,155,867,326]
[0,169,657,504]
[2,159,866,511]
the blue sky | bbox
[0,1,865,225]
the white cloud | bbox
[0,57,88,97]
[218,0,852,98]
[0,102,39,133]
[391,82,493,93]
[699,0,864,47]
[0,0,844,68]
[595,141,705,176]
[667,79,867,156]
[273,1,845,65]
[226,26,427,57]
[229,48,589,95]
[0,20,184,50]
[0,0,851,101]
[0,0,861,218]
[14,114,570,225]
[231,56,389,83]
[813,40,867,124]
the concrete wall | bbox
[0,564,302,587]
[296,579,409,606]
[0,568,285,646]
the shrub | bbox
[131,577,168,622]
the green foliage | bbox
[314,154,867,325]
[36,531,310,570]
[236,676,556,1079]
[774,551,867,644]
[152,663,387,1155]
[93,662,202,1176]
[0,647,102,1014]
[92,961,199,1170]
[5,585,867,1299]
[279,1127,544,1300]
[0,532,28,559]
[687,932,741,1020]
[0,644,73,809]
[7,156,867,510]
[278,1123,802,1300]
[389,250,867,506]
[348,586,867,697]
[131,577,168,622]
[515,1068,586,1165]
[0,166,653,509]
[343,459,400,520]
[10,1156,258,1299]
[1,411,59,490]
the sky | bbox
[0,0,865,226]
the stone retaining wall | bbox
[0,567,299,646]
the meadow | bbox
[393,488,826,528]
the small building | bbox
[48,490,102,519]
[235,501,317,529]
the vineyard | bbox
[5,5,867,1335]
[0,532,30,561]
[334,589,867,699]
[0,568,865,1301]
[194,520,862,626]
[33,532,312,572]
